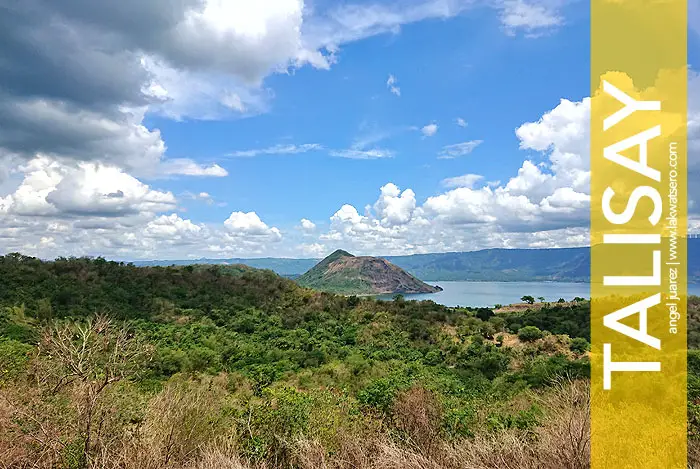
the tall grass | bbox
[1,377,590,469]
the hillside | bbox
[296,249,443,295]
[0,253,594,468]
[6,253,700,467]
[131,238,700,283]
[132,256,318,276]
[386,247,590,282]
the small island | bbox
[296,249,442,295]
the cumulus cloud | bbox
[0,0,649,259]
[306,70,700,254]
[373,183,417,227]
[145,214,204,239]
[0,157,176,218]
[456,118,468,127]
[305,90,596,255]
[438,140,484,159]
[224,211,282,239]
[421,123,439,137]
[298,242,327,257]
[0,0,318,177]
[299,218,317,232]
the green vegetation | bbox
[1,252,698,468]
[521,295,535,305]
[517,326,544,342]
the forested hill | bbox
[385,248,590,282]
[133,256,318,276]
[0,254,302,321]
[5,252,700,467]
[129,238,700,282]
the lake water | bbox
[376,281,700,308]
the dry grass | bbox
[0,378,593,469]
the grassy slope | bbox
[2,253,699,468]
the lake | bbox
[376,281,700,308]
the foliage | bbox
[569,338,590,354]
[518,326,544,342]
[521,296,535,305]
[0,254,599,468]
[502,301,590,340]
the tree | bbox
[475,307,494,322]
[570,337,590,354]
[557,298,566,303]
[37,314,153,465]
[537,297,546,303]
[518,326,544,342]
[521,295,535,305]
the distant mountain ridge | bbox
[130,239,700,283]
[296,250,442,295]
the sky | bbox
[0,0,699,261]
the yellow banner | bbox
[591,1,687,468]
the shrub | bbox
[0,339,32,384]
[475,308,495,322]
[518,326,544,342]
[495,335,504,347]
[570,338,590,354]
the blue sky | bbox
[0,0,697,260]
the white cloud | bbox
[456,118,468,127]
[159,159,228,177]
[304,91,597,255]
[145,214,204,239]
[441,173,484,189]
[387,75,401,96]
[227,143,323,158]
[298,242,327,257]
[438,140,483,159]
[421,123,439,137]
[0,0,568,185]
[373,183,417,227]
[303,0,474,51]
[224,211,282,239]
[499,0,563,37]
[299,218,317,232]
[139,57,272,121]
[0,157,176,218]
[182,191,215,205]
[329,148,395,159]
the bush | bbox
[518,326,544,342]
[0,339,32,384]
[475,308,495,322]
[570,337,590,354]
